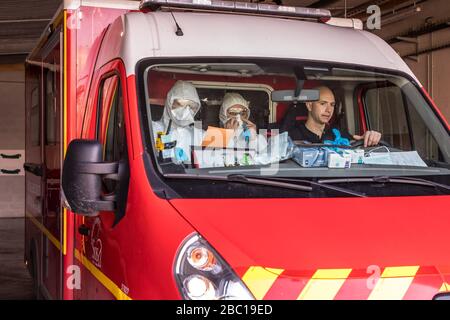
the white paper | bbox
[389,151,427,167]
[363,151,427,167]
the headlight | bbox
[187,245,221,274]
[174,233,254,300]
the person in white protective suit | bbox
[152,80,203,164]
[219,92,267,153]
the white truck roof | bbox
[98,11,418,83]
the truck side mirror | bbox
[62,139,118,216]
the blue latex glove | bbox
[241,122,251,146]
[324,128,350,146]
[242,128,251,144]
[324,129,350,153]
[174,147,188,162]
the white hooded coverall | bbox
[219,92,267,153]
[152,80,203,164]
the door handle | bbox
[78,224,90,236]
[23,163,43,177]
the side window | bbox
[405,96,441,161]
[30,87,40,146]
[45,70,59,145]
[98,75,126,194]
[364,85,412,150]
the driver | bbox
[287,86,382,147]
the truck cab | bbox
[26,0,450,300]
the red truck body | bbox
[24,0,450,300]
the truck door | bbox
[25,64,44,297]
[25,34,63,299]
[77,67,129,299]
[42,43,63,299]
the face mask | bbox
[223,114,244,128]
[223,111,248,127]
[235,114,243,126]
[171,106,195,126]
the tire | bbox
[29,244,43,300]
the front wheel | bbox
[29,246,42,300]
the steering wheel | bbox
[350,139,392,148]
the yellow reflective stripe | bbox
[63,10,67,159]
[74,249,131,300]
[368,278,416,300]
[242,267,284,300]
[439,282,450,293]
[26,212,61,251]
[445,282,450,292]
[26,211,131,300]
[368,266,419,300]
[380,266,419,278]
[297,269,352,300]
[63,208,67,255]
[311,269,353,279]
[62,10,68,256]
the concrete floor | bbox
[0,218,34,300]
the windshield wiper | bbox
[318,176,450,193]
[164,173,366,197]
[425,159,450,170]
[239,175,366,198]
[164,173,312,192]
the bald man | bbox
[288,86,382,147]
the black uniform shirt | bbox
[288,123,353,143]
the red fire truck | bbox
[25,0,450,300]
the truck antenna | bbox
[170,12,184,36]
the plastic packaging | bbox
[254,132,295,165]
[292,147,328,167]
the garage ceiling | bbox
[0,0,60,61]
[0,0,447,63]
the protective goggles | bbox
[172,98,200,113]
[226,106,249,119]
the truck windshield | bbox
[141,59,450,194]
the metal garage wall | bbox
[0,64,25,218]
[380,0,450,123]
[392,28,450,123]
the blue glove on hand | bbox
[175,147,188,162]
[324,128,350,147]
[242,128,252,144]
